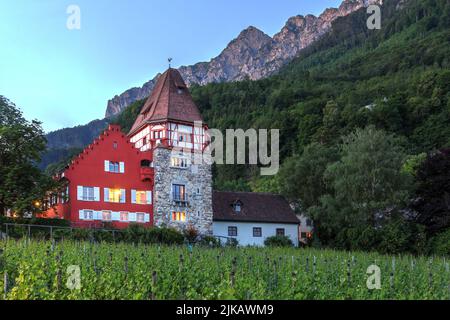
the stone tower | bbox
[128,68,213,235]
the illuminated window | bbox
[106,188,125,203]
[171,157,189,168]
[136,213,145,223]
[120,212,129,222]
[172,211,186,222]
[102,210,112,221]
[135,191,150,205]
[172,184,186,201]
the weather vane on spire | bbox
[168,57,173,68]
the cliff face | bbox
[105,0,382,118]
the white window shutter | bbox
[121,189,126,203]
[104,160,110,172]
[77,186,83,200]
[146,191,152,205]
[129,212,137,222]
[94,187,100,202]
[112,212,120,221]
[144,214,150,223]
[79,210,84,220]
[104,188,110,202]
[131,190,136,204]
[119,162,125,173]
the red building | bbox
[44,124,154,228]
[43,67,212,231]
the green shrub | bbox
[264,235,294,247]
[429,229,450,256]
[225,238,239,247]
[198,235,220,247]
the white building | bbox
[212,191,300,246]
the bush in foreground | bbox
[264,235,294,247]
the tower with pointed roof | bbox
[128,68,213,235]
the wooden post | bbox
[28,225,31,240]
[50,227,53,241]
[151,271,157,300]
[3,271,8,299]
[230,271,235,288]
[57,268,62,292]
[124,256,129,274]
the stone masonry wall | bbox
[153,146,213,235]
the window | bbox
[233,202,242,213]
[178,133,191,143]
[171,157,189,168]
[133,190,151,205]
[105,161,124,173]
[153,130,163,139]
[82,187,95,201]
[102,211,112,221]
[136,213,145,223]
[253,227,262,238]
[141,159,152,167]
[109,162,120,173]
[113,142,118,149]
[228,226,238,237]
[172,211,186,222]
[306,219,313,227]
[105,188,125,203]
[120,212,129,222]
[83,210,94,220]
[276,228,285,236]
[172,184,186,201]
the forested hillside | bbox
[113,0,450,254]
[115,0,449,191]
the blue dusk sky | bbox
[0,0,342,133]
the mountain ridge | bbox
[105,0,383,117]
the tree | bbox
[324,126,412,225]
[279,142,338,210]
[412,148,450,235]
[0,96,56,216]
[310,126,413,250]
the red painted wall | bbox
[44,125,154,229]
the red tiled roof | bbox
[213,191,300,224]
[128,68,203,135]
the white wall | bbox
[296,214,314,243]
[213,221,299,247]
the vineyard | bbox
[0,239,449,300]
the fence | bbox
[0,223,234,245]
[1,223,123,241]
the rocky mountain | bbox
[105,0,382,118]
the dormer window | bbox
[233,201,242,214]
